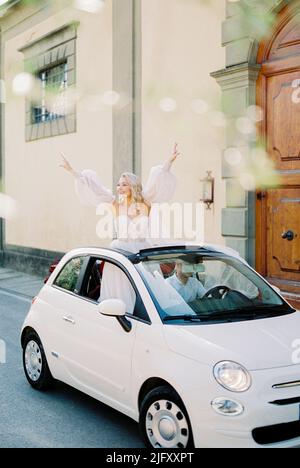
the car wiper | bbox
[197,305,294,321]
[163,305,295,323]
[164,311,262,324]
[163,315,203,322]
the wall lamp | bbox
[200,171,214,210]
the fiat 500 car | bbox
[21,244,300,448]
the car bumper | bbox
[192,425,300,448]
[187,365,300,448]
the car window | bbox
[54,257,85,293]
[136,253,293,324]
[81,258,105,301]
[100,262,137,315]
[81,258,151,321]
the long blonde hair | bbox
[121,172,144,203]
[119,172,148,215]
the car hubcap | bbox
[145,399,189,448]
[25,340,42,382]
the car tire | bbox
[139,385,194,449]
[23,331,54,390]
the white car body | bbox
[21,246,300,448]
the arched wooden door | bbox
[256,2,300,307]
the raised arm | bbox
[60,152,78,178]
[162,142,180,171]
[142,143,180,204]
[60,152,115,207]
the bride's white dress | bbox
[74,162,177,310]
[74,162,177,251]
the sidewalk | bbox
[0,268,44,299]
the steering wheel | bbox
[203,285,231,299]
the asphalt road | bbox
[0,290,144,448]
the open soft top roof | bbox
[107,244,244,264]
[86,243,246,264]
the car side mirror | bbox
[98,299,126,317]
[98,299,132,333]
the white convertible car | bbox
[21,244,300,448]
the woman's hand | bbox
[59,152,76,176]
[163,143,180,171]
[170,143,180,163]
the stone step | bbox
[282,292,300,310]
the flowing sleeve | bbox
[74,169,115,207]
[142,163,177,204]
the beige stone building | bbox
[0,0,299,307]
[0,0,225,268]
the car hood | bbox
[163,311,300,370]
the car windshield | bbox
[135,252,295,324]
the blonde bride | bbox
[60,144,180,309]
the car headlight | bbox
[213,361,251,392]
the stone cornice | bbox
[211,63,261,90]
[0,0,21,18]
[18,20,79,56]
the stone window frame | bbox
[18,21,79,142]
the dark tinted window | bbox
[54,257,85,293]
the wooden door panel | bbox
[267,188,300,281]
[269,12,300,61]
[256,4,300,303]
[268,72,300,170]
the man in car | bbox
[166,259,206,302]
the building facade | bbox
[213,0,300,307]
[0,0,299,307]
[0,0,225,272]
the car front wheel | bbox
[139,386,194,449]
[23,331,54,390]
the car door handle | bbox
[62,316,76,325]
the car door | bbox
[59,257,142,411]
[40,255,89,382]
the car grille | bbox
[269,396,300,406]
[252,421,300,445]
[272,380,300,389]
